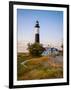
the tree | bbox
[61,43,63,51]
[27,43,44,57]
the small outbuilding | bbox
[42,47,59,56]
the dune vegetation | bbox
[17,53,63,80]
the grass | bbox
[17,53,63,80]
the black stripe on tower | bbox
[35,33,39,43]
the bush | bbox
[27,43,44,57]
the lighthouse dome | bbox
[35,20,40,28]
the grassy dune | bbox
[17,53,63,80]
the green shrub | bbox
[27,43,44,57]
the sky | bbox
[17,9,63,52]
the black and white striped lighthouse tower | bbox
[35,20,40,43]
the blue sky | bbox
[17,9,63,52]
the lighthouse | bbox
[35,20,40,43]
